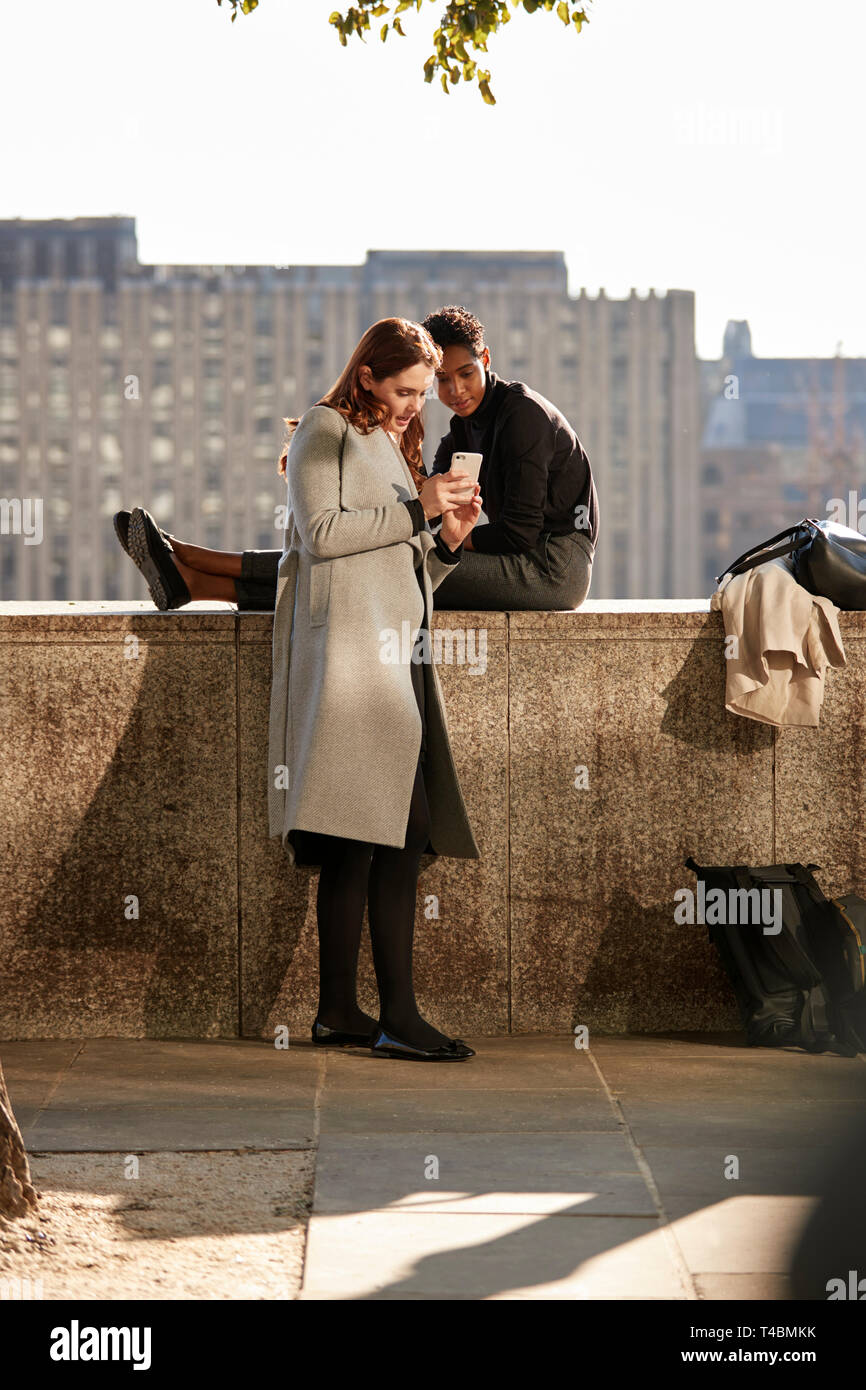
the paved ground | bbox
[2,1033,865,1300]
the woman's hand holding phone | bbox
[439,488,483,551]
[417,470,477,520]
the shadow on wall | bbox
[659,616,775,752]
[5,615,308,1038]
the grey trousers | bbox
[234,529,594,613]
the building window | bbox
[255,295,274,337]
[308,291,324,340]
[50,290,68,325]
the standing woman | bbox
[268,317,482,1061]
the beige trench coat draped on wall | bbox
[267,403,480,867]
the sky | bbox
[3,0,865,361]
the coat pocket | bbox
[309,558,332,627]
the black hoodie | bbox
[430,369,599,557]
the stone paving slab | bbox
[640,1144,850,1198]
[23,1106,316,1152]
[312,1133,653,1216]
[665,1195,819,1274]
[3,1038,322,1101]
[616,1098,866,1149]
[599,1057,866,1102]
[0,1041,85,1105]
[319,1087,618,1134]
[300,1211,688,1299]
[587,1033,745,1054]
[320,1036,598,1090]
[693,1273,795,1299]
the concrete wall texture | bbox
[2,601,865,1040]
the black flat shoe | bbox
[370,1026,475,1061]
[312,1019,378,1048]
[127,507,191,611]
[113,510,175,559]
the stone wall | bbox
[2,600,864,1040]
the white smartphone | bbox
[450,451,483,503]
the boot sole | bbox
[128,510,171,610]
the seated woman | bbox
[421,304,599,611]
[115,305,599,613]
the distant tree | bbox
[216,0,592,103]
[0,1058,38,1217]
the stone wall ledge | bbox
[2,601,865,1040]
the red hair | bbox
[277,317,440,490]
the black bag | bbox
[684,857,866,1056]
[716,517,866,610]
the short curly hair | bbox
[421,305,486,357]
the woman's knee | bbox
[558,551,592,610]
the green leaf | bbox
[380,21,388,39]
[441,72,449,92]
[557,0,569,22]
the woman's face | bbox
[434,344,490,417]
[359,360,436,434]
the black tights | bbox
[314,756,451,1051]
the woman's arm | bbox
[288,406,419,559]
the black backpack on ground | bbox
[684,857,866,1056]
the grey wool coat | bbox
[267,403,481,866]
